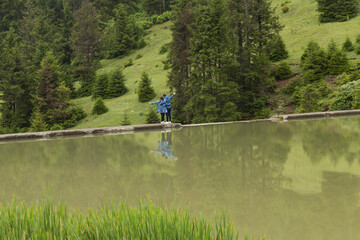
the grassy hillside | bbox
[273,0,360,61]
[72,22,172,128]
[72,0,360,128]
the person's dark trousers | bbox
[161,113,165,122]
[166,108,171,122]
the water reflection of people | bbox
[152,131,177,159]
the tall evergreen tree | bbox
[71,0,101,96]
[108,68,128,98]
[268,35,289,62]
[0,0,25,32]
[93,74,109,99]
[228,0,282,117]
[167,0,193,123]
[138,72,155,102]
[34,51,84,128]
[102,4,143,58]
[0,46,34,129]
[186,0,239,123]
[300,41,327,81]
[326,40,349,75]
[35,52,63,122]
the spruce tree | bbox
[300,41,327,79]
[326,40,349,75]
[93,74,109,99]
[92,98,108,115]
[342,37,354,52]
[228,0,282,117]
[138,72,156,102]
[35,52,85,128]
[121,110,132,125]
[167,0,193,123]
[30,109,48,132]
[0,46,34,129]
[71,0,101,96]
[186,0,239,123]
[107,68,128,98]
[35,52,63,119]
[268,35,289,62]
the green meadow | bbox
[72,0,360,128]
[72,21,172,128]
[273,0,360,61]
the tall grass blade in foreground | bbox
[0,198,260,239]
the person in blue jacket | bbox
[150,97,167,123]
[163,93,176,123]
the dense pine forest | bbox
[1,0,360,133]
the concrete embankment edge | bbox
[1,109,360,142]
[280,109,360,121]
[0,123,182,142]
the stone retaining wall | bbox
[2,109,360,142]
[281,109,360,121]
[0,123,182,142]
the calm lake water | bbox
[1,117,360,239]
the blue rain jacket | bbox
[164,94,175,109]
[151,100,168,113]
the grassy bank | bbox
[273,0,360,61]
[72,22,172,128]
[0,198,251,239]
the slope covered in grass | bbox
[273,0,360,61]
[72,22,172,128]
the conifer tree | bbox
[92,98,108,115]
[35,52,62,117]
[71,0,101,96]
[228,0,282,116]
[0,46,34,129]
[93,74,109,99]
[326,40,349,75]
[35,51,85,128]
[342,37,354,52]
[30,109,48,131]
[138,72,156,102]
[300,41,327,80]
[268,35,289,62]
[0,0,25,32]
[186,0,239,123]
[107,69,128,98]
[167,0,193,123]
[121,110,131,125]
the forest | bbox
[1,0,360,133]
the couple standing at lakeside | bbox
[150,93,176,123]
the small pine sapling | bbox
[92,98,109,115]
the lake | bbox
[1,117,360,239]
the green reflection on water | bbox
[1,117,360,240]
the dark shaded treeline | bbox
[0,0,175,133]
